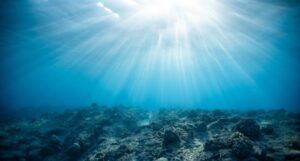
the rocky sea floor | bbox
[0,106,299,161]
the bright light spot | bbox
[135,0,219,27]
[96,2,104,8]
[122,0,139,7]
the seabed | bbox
[0,105,299,161]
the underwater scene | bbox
[0,0,300,161]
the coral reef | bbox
[0,106,299,161]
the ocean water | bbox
[0,0,300,112]
[1,1,300,161]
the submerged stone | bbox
[261,124,274,135]
[242,157,259,161]
[103,145,131,161]
[45,127,66,136]
[156,157,168,161]
[235,119,261,140]
[0,107,299,161]
[162,128,180,147]
[195,121,207,132]
[39,135,62,156]
[288,138,300,150]
[65,142,82,157]
[207,119,228,130]
[204,138,227,151]
[284,151,300,160]
[230,132,254,159]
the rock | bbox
[1,107,300,161]
[27,149,42,161]
[175,121,206,138]
[0,139,12,149]
[287,112,300,120]
[39,135,61,156]
[284,151,300,160]
[204,138,227,151]
[253,146,274,161]
[0,131,9,140]
[65,142,82,157]
[122,114,138,130]
[171,157,182,161]
[230,132,254,159]
[271,108,287,117]
[207,119,227,130]
[197,152,222,161]
[45,127,66,136]
[199,114,214,123]
[0,150,25,161]
[48,135,62,145]
[156,157,168,161]
[104,107,122,120]
[242,157,259,161]
[103,145,131,161]
[288,140,300,150]
[135,152,154,161]
[235,119,261,140]
[227,116,242,123]
[39,145,59,156]
[175,122,196,139]
[219,149,236,160]
[92,125,105,138]
[261,125,274,135]
[162,128,180,147]
[195,121,207,132]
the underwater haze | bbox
[0,0,300,111]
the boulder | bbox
[27,149,43,161]
[103,145,131,161]
[204,138,227,151]
[288,139,300,150]
[242,157,259,161]
[284,151,300,160]
[39,135,62,156]
[65,142,82,157]
[195,121,207,132]
[156,157,168,161]
[261,124,274,135]
[45,128,66,136]
[207,119,227,130]
[39,145,60,156]
[162,128,180,147]
[235,119,261,140]
[230,132,254,159]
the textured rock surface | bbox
[235,119,261,140]
[0,107,299,161]
[162,128,181,147]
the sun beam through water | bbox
[2,0,299,109]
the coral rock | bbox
[162,128,180,147]
[261,124,274,135]
[230,132,254,159]
[204,138,227,151]
[65,142,82,157]
[235,119,261,140]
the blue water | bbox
[0,0,299,111]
